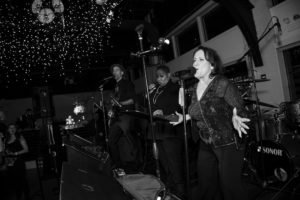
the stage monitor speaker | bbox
[60,163,129,200]
[32,86,55,118]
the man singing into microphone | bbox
[108,63,139,172]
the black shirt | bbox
[114,78,135,111]
[150,80,181,115]
[149,80,182,139]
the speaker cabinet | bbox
[60,163,128,200]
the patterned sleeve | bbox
[223,80,248,118]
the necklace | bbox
[152,85,164,104]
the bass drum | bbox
[247,140,294,183]
[280,134,300,167]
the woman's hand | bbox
[153,109,163,116]
[232,107,250,137]
[5,150,14,156]
[170,111,183,126]
[149,83,156,94]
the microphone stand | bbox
[237,21,279,64]
[237,18,280,187]
[99,83,109,151]
[178,78,191,200]
[135,27,161,179]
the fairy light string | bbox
[0,0,123,86]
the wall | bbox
[134,0,300,108]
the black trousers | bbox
[6,159,30,200]
[157,137,184,196]
[194,141,249,200]
[108,114,138,169]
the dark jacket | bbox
[188,75,248,148]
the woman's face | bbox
[193,49,213,79]
[8,125,17,135]
[156,69,170,86]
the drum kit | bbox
[233,78,300,191]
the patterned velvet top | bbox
[188,75,248,148]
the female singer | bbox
[171,46,250,200]
[149,65,184,197]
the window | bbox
[224,61,249,80]
[223,61,250,97]
[283,45,300,100]
[271,0,286,7]
[176,22,200,56]
[202,5,237,40]
[162,45,174,62]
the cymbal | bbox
[243,99,278,108]
[234,78,270,84]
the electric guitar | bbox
[107,95,122,126]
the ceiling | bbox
[0,0,207,99]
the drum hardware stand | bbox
[243,55,268,187]
[134,24,161,179]
[239,16,281,186]
[273,110,281,142]
[178,77,191,200]
[270,167,300,200]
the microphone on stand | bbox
[102,76,113,81]
[274,16,282,35]
[99,76,113,89]
[135,24,144,39]
[173,67,195,77]
[131,37,170,57]
[130,46,162,57]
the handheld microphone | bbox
[148,83,158,94]
[135,24,144,36]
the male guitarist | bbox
[108,64,138,172]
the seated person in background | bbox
[5,123,30,200]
